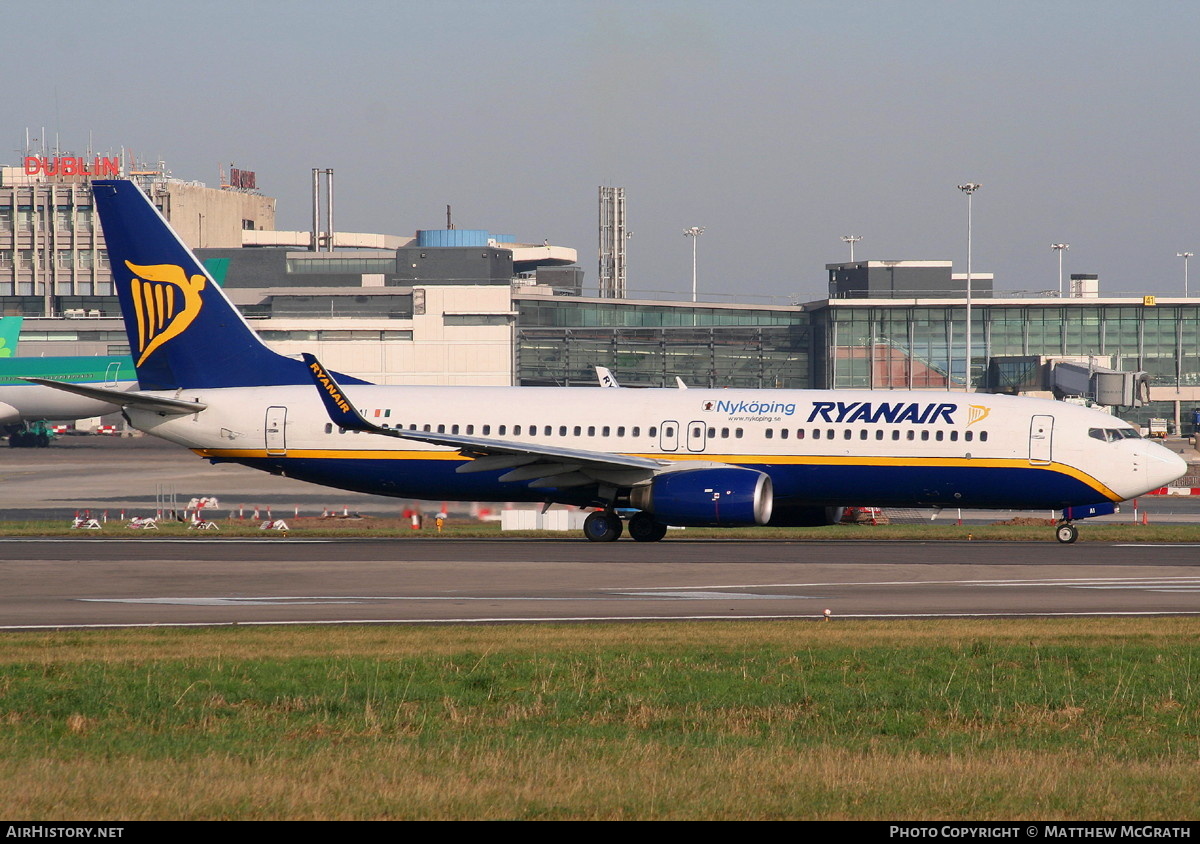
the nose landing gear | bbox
[1055,522,1078,544]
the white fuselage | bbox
[126,384,1188,510]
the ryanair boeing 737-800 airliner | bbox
[29,180,1187,543]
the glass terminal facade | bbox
[515,297,811,388]
[515,295,1200,432]
[812,299,1200,431]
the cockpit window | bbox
[1090,427,1139,443]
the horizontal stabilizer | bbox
[20,378,207,415]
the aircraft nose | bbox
[1141,441,1189,492]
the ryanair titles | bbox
[702,398,969,425]
[309,360,352,413]
[808,400,957,425]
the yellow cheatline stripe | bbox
[192,447,1120,502]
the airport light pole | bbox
[1051,243,1069,297]
[684,226,705,302]
[957,183,981,391]
[1179,252,1193,298]
[840,234,863,262]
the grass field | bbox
[1,619,1198,820]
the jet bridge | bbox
[1050,360,1151,407]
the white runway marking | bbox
[617,590,811,600]
[623,575,1200,591]
[79,596,585,606]
[73,577,1200,610]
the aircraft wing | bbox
[305,354,669,489]
[19,378,207,415]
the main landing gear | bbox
[583,509,623,542]
[583,510,668,542]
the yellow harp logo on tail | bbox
[125,261,207,366]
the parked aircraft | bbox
[596,365,687,389]
[30,179,1188,542]
[0,353,137,445]
[0,317,22,357]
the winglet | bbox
[595,365,620,388]
[304,353,377,432]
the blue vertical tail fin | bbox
[92,179,365,390]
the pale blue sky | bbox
[7,0,1200,302]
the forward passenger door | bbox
[1029,414,1053,465]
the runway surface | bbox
[3,537,1200,630]
[2,436,1199,630]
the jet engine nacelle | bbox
[630,467,773,527]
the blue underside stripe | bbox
[209,453,1116,510]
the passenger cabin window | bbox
[632,427,640,437]
[573,426,581,436]
[498,425,506,436]
[650,426,658,437]
[451,425,460,435]
[765,429,773,439]
[950,431,959,441]
[965,431,974,442]
[781,429,789,440]
[559,426,567,436]
[617,426,625,437]
[483,425,491,435]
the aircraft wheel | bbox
[1055,523,1078,544]
[583,510,623,542]
[628,512,668,542]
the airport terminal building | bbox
[2,161,1197,432]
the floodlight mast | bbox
[1051,243,1070,297]
[957,183,981,391]
[684,226,705,302]
[1179,252,1193,298]
[840,234,863,262]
